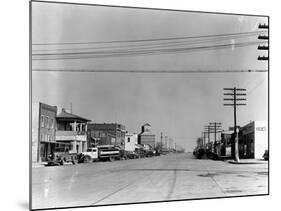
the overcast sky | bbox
[31,2,268,151]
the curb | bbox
[228,160,268,164]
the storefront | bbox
[239,121,268,159]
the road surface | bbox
[32,153,268,210]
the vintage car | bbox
[47,148,78,166]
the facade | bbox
[56,108,90,154]
[124,133,138,151]
[238,121,268,159]
[219,121,268,159]
[138,123,156,148]
[87,123,126,147]
[32,102,57,162]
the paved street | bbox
[32,153,268,210]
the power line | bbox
[32,41,267,60]
[247,78,267,96]
[32,33,261,52]
[32,30,266,46]
[32,69,267,73]
[32,41,266,56]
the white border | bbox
[1,1,279,211]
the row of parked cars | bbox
[46,145,160,166]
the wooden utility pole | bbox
[224,87,246,162]
[205,124,222,152]
[160,132,163,151]
[209,122,222,144]
[204,126,211,150]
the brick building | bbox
[32,102,57,162]
[87,123,126,147]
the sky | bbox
[31,1,268,151]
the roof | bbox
[139,131,155,136]
[56,110,90,122]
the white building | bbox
[239,121,268,159]
[124,133,138,151]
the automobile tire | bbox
[84,156,91,163]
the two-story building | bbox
[32,102,57,162]
[87,123,126,147]
[55,108,90,154]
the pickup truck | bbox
[47,148,78,166]
[79,145,120,162]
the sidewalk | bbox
[226,159,268,164]
[32,162,47,168]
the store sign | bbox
[256,126,266,131]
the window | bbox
[127,137,130,143]
[46,116,49,129]
[50,119,54,129]
[41,116,44,127]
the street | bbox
[32,153,268,210]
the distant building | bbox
[138,123,156,148]
[32,102,57,162]
[87,123,126,147]
[56,108,90,154]
[124,133,138,151]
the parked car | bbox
[47,148,78,166]
[193,147,206,159]
[135,148,146,158]
[263,150,269,161]
[126,151,140,159]
[144,149,155,157]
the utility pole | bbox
[160,132,163,152]
[205,123,222,152]
[209,122,222,144]
[204,126,211,150]
[257,23,269,61]
[224,87,247,162]
[201,132,205,146]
